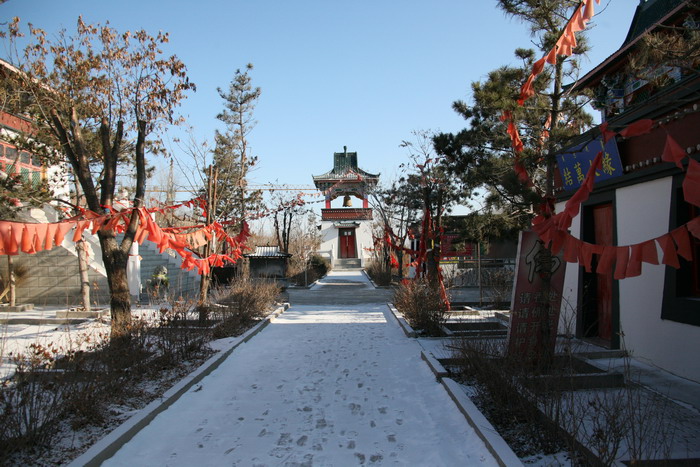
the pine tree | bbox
[434,0,594,234]
[211,65,263,227]
[435,0,597,364]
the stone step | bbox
[334,258,362,269]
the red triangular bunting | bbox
[596,246,616,274]
[619,119,654,138]
[657,234,680,268]
[662,133,687,169]
[670,226,693,261]
[614,246,630,280]
[682,158,700,207]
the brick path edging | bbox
[68,303,289,467]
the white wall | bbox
[556,176,700,382]
[616,177,700,382]
[318,220,374,266]
[558,205,581,336]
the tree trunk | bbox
[98,233,131,338]
[8,255,15,307]
[76,238,91,311]
[74,179,91,311]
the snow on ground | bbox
[102,277,499,466]
[0,315,109,379]
[0,306,162,379]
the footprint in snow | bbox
[277,433,292,446]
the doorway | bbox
[581,202,616,347]
[339,228,357,258]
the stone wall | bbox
[0,246,110,307]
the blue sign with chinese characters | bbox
[556,136,623,192]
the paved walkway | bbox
[102,270,498,466]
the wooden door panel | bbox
[593,204,613,341]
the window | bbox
[5,146,17,161]
[662,180,700,326]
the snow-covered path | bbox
[103,271,497,466]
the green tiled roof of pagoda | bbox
[312,149,379,181]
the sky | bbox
[1,0,638,206]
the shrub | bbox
[209,278,280,338]
[0,343,83,457]
[393,278,447,336]
[484,267,514,306]
[289,254,330,286]
[365,259,391,286]
[150,301,212,366]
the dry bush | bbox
[209,278,280,338]
[0,294,221,462]
[288,254,329,286]
[393,278,447,336]
[365,259,392,286]
[149,300,212,366]
[451,332,680,464]
[484,267,514,306]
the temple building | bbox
[555,0,700,382]
[312,147,379,268]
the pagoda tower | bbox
[312,147,379,268]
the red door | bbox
[339,228,356,258]
[593,204,613,342]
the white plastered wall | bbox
[557,203,581,336]
[617,176,700,382]
[318,220,374,266]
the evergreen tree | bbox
[196,66,262,305]
[211,65,263,227]
[434,0,594,235]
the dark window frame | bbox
[661,173,700,326]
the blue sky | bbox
[2,0,637,200]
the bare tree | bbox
[3,18,195,337]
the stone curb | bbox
[441,378,523,467]
[417,350,521,466]
[0,317,90,325]
[68,303,290,467]
[386,302,417,338]
[420,350,450,379]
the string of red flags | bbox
[497,0,700,281]
[529,118,700,279]
[0,203,251,276]
[518,0,600,106]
